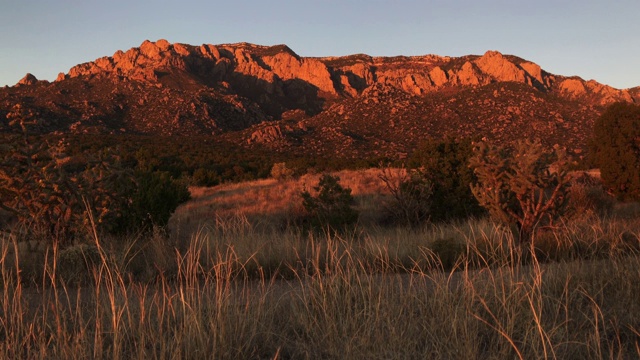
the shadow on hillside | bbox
[229,73,326,119]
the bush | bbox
[0,133,191,243]
[113,171,191,234]
[430,237,466,270]
[0,136,135,245]
[379,167,432,227]
[588,102,640,201]
[270,162,294,181]
[567,173,615,218]
[409,138,483,222]
[191,168,219,187]
[469,140,572,244]
[56,243,103,285]
[300,174,359,231]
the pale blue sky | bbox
[1,0,639,89]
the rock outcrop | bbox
[58,39,635,112]
[2,39,639,156]
[16,73,40,86]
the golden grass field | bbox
[2,168,640,359]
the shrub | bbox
[429,237,466,270]
[191,167,219,187]
[0,136,134,245]
[588,102,640,201]
[56,243,103,284]
[112,171,191,234]
[469,140,572,244]
[270,162,294,181]
[409,138,483,222]
[0,132,190,243]
[300,174,359,231]
[378,167,432,227]
[567,173,615,218]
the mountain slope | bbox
[1,39,638,158]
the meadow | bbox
[1,168,640,359]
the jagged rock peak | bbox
[51,39,636,105]
[16,73,39,86]
[474,50,528,83]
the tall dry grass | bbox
[1,169,639,358]
[2,213,640,358]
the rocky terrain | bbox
[2,39,638,158]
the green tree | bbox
[409,138,483,222]
[301,174,359,231]
[589,102,640,201]
[113,171,191,234]
[469,140,572,244]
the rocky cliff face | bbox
[1,39,638,157]
[60,40,637,109]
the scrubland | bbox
[1,169,640,359]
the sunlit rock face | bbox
[63,39,635,106]
[2,39,638,158]
[16,73,41,86]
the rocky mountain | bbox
[1,39,638,158]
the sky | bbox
[1,0,639,89]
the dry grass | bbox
[2,219,640,359]
[170,168,395,240]
[2,169,640,358]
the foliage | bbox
[0,135,134,245]
[469,140,572,244]
[0,131,190,244]
[429,237,466,270]
[56,243,103,284]
[191,167,219,187]
[567,173,616,219]
[301,174,359,231]
[270,162,294,181]
[378,167,432,227]
[113,171,191,233]
[58,134,389,185]
[409,138,484,221]
[588,102,640,201]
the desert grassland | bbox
[171,168,392,235]
[2,169,640,359]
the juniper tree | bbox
[588,102,640,201]
[301,174,358,231]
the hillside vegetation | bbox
[1,39,640,358]
[2,166,640,358]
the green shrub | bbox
[56,243,103,284]
[588,102,640,201]
[409,138,483,222]
[567,173,615,218]
[191,167,219,187]
[113,171,191,234]
[0,135,135,245]
[0,131,190,243]
[300,174,359,231]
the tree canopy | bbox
[589,102,640,201]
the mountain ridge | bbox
[2,39,638,159]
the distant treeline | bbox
[39,134,392,186]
